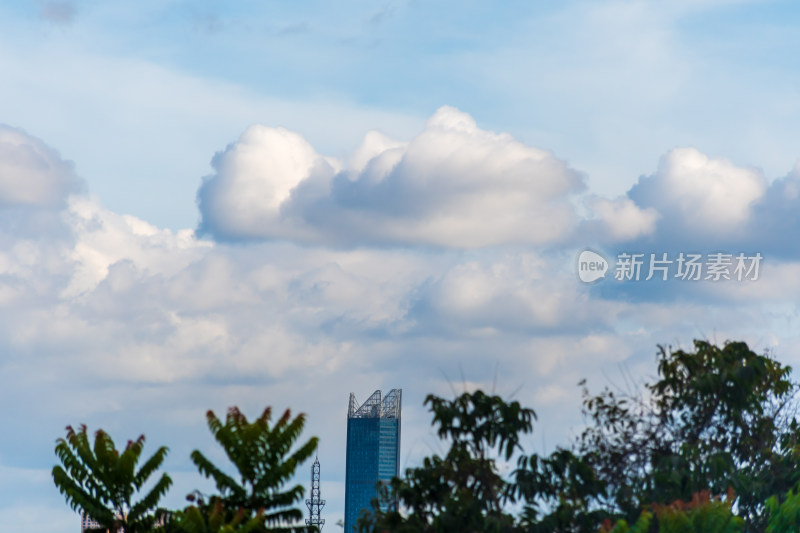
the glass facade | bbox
[344,389,401,532]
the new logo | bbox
[577,250,609,283]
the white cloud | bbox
[408,251,619,335]
[348,130,408,175]
[198,106,585,247]
[628,147,766,234]
[608,147,800,255]
[64,196,211,296]
[586,195,659,241]
[0,125,83,208]
[197,126,338,241]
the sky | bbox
[2,0,800,531]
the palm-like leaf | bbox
[189,406,318,531]
[52,425,172,533]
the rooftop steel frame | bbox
[348,389,402,419]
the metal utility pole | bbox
[306,455,325,531]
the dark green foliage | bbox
[190,406,318,531]
[52,425,172,533]
[167,500,267,533]
[358,390,535,533]
[358,340,800,532]
[514,449,607,532]
[53,405,319,533]
[426,391,536,462]
[579,340,800,532]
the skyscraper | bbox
[344,388,401,532]
[81,511,106,532]
[80,511,170,532]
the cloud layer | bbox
[4,116,800,532]
[198,107,585,247]
[196,108,800,265]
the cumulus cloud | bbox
[407,252,620,336]
[0,125,84,208]
[746,163,800,257]
[628,147,766,235]
[196,126,338,241]
[584,195,659,241]
[198,106,585,247]
[63,197,210,296]
[600,148,800,259]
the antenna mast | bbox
[306,456,325,531]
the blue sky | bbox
[4,0,800,229]
[2,1,800,531]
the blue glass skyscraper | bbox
[344,388,401,532]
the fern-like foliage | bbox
[52,425,172,533]
[766,485,800,533]
[190,406,318,532]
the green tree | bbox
[579,340,800,532]
[359,390,535,533]
[52,425,172,533]
[167,500,267,533]
[190,406,318,531]
[513,448,607,532]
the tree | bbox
[357,341,800,533]
[167,499,267,533]
[190,406,318,531]
[579,340,800,532]
[52,425,172,533]
[359,390,535,533]
[513,448,607,532]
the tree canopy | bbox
[358,390,535,532]
[190,406,318,531]
[359,340,800,533]
[54,407,318,533]
[52,425,172,533]
[54,339,800,533]
[579,340,800,531]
